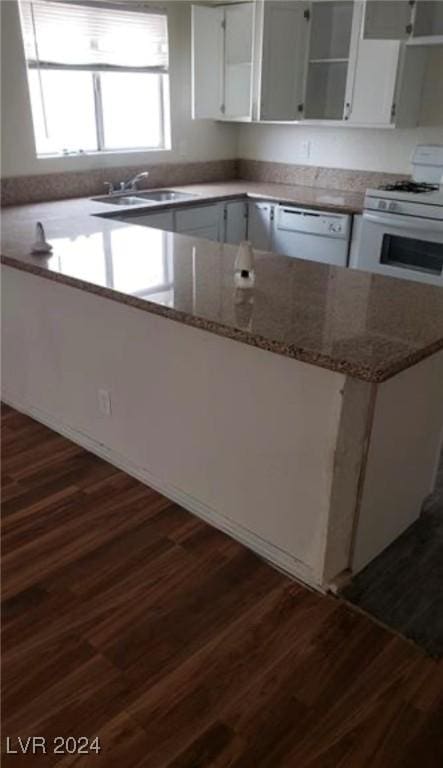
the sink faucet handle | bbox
[104,181,115,195]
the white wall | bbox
[0,0,238,177]
[239,48,443,174]
[238,124,443,174]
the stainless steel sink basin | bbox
[138,190,197,202]
[93,195,147,206]
[92,190,197,206]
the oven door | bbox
[356,211,443,286]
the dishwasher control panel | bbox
[276,205,351,239]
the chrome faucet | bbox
[103,171,150,195]
[123,171,150,191]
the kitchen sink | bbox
[92,190,198,206]
[139,190,197,202]
[92,195,147,206]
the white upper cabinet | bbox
[411,0,443,43]
[363,1,411,39]
[304,1,354,120]
[192,0,432,127]
[346,37,401,125]
[192,3,254,121]
[347,1,428,127]
[363,0,443,43]
[192,5,224,119]
[224,4,255,118]
[258,1,309,121]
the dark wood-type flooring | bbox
[2,404,443,767]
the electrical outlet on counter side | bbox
[300,140,311,161]
[98,389,112,417]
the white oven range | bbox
[353,145,443,287]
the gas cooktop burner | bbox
[380,181,439,194]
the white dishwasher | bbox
[272,205,352,266]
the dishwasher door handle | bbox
[281,208,321,217]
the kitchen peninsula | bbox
[2,189,443,590]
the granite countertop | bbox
[0,179,366,219]
[2,181,443,383]
[98,180,365,216]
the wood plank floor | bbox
[2,404,443,767]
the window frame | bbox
[21,1,171,157]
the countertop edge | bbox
[3,254,441,385]
[93,189,362,218]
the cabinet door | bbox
[363,1,411,39]
[348,39,400,125]
[259,1,308,121]
[412,1,443,39]
[177,224,221,243]
[224,201,247,245]
[192,5,224,119]
[175,204,223,242]
[304,1,354,120]
[117,210,174,231]
[248,202,273,251]
[224,3,254,119]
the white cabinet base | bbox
[3,265,442,591]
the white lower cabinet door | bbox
[224,201,247,244]
[175,204,223,242]
[116,210,174,231]
[177,224,220,242]
[247,201,274,251]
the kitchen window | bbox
[18,0,170,156]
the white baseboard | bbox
[2,392,322,592]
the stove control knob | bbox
[378,200,387,210]
[388,201,398,212]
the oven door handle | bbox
[363,211,443,234]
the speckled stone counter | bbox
[2,182,443,383]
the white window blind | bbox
[19,0,169,70]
